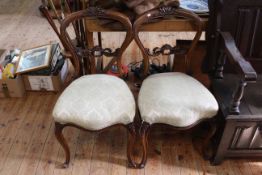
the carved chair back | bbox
[133,2,204,77]
[60,7,133,78]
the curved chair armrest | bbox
[215,32,257,115]
[219,31,257,82]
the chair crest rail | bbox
[60,7,133,77]
[134,5,204,77]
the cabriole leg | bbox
[127,123,137,168]
[138,122,150,168]
[55,122,70,168]
[202,120,217,160]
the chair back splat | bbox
[133,3,204,77]
[59,7,133,77]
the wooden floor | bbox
[0,0,262,175]
[0,92,261,175]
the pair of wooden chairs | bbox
[41,1,256,169]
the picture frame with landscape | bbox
[16,44,51,74]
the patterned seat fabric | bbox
[138,72,218,127]
[53,74,136,130]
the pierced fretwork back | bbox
[60,7,133,78]
[133,2,204,77]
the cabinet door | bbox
[230,122,262,150]
[230,6,262,71]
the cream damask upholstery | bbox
[53,74,136,130]
[138,72,218,127]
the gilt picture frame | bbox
[16,44,51,74]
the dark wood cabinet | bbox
[206,0,262,164]
[212,74,262,165]
[207,0,262,73]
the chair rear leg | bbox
[55,122,70,168]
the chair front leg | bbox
[138,122,150,168]
[202,119,217,160]
[126,123,137,168]
[55,122,70,168]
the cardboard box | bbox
[0,49,7,69]
[0,49,25,98]
[0,49,7,62]
[0,76,26,98]
[22,59,69,92]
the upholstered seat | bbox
[138,72,219,127]
[53,74,136,130]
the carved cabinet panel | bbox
[230,123,262,150]
[213,118,262,165]
[207,0,262,72]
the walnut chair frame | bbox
[40,0,132,76]
[134,2,203,78]
[133,3,217,168]
[60,7,133,78]
[55,7,137,168]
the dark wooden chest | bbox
[212,74,262,165]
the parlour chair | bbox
[52,7,138,168]
[133,3,219,168]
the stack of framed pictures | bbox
[16,43,64,75]
[15,43,69,92]
[16,45,52,74]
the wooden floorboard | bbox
[35,122,60,175]
[0,0,261,175]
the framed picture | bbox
[50,43,61,69]
[16,45,51,74]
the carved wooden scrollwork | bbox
[76,46,120,58]
[147,6,177,23]
[159,6,176,16]
[85,7,105,17]
[146,44,187,57]
[127,122,136,135]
